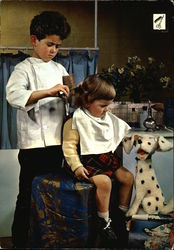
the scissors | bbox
[156,15,164,30]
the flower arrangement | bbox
[101,56,172,102]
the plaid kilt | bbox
[80,151,121,178]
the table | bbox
[128,213,174,249]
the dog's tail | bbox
[160,198,174,214]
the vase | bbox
[143,100,156,131]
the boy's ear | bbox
[30,35,37,46]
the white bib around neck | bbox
[72,108,131,155]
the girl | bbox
[62,74,134,243]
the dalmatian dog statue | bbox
[123,134,173,217]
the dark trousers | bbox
[12,146,63,248]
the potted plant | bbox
[101,56,173,103]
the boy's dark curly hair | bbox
[30,11,71,40]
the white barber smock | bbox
[6,57,68,149]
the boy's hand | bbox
[75,166,89,180]
[49,84,69,98]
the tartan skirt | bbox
[79,151,121,178]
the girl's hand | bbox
[126,219,132,232]
[48,84,69,98]
[75,166,89,180]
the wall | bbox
[98,2,174,74]
[0,1,95,48]
[0,150,19,237]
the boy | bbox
[6,11,71,248]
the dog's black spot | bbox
[147,202,151,206]
[161,140,165,143]
[163,202,167,206]
[147,155,152,160]
[149,165,152,169]
[155,206,158,211]
[162,192,164,196]
[139,168,143,173]
[148,190,151,194]
[152,176,155,181]
[148,142,151,145]
[141,180,145,184]
[124,138,128,142]
[49,107,56,112]
[156,197,159,201]
[138,139,142,144]
[156,184,159,188]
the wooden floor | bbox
[0,237,12,249]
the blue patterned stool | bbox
[28,169,98,248]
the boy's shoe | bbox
[97,217,117,241]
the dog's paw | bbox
[126,208,137,217]
[126,210,133,217]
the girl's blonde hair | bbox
[75,74,116,108]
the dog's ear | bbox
[122,134,136,154]
[156,135,173,151]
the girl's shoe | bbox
[97,217,117,241]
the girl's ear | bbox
[84,101,90,109]
[30,35,37,47]
[85,103,90,108]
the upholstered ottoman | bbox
[28,169,97,248]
